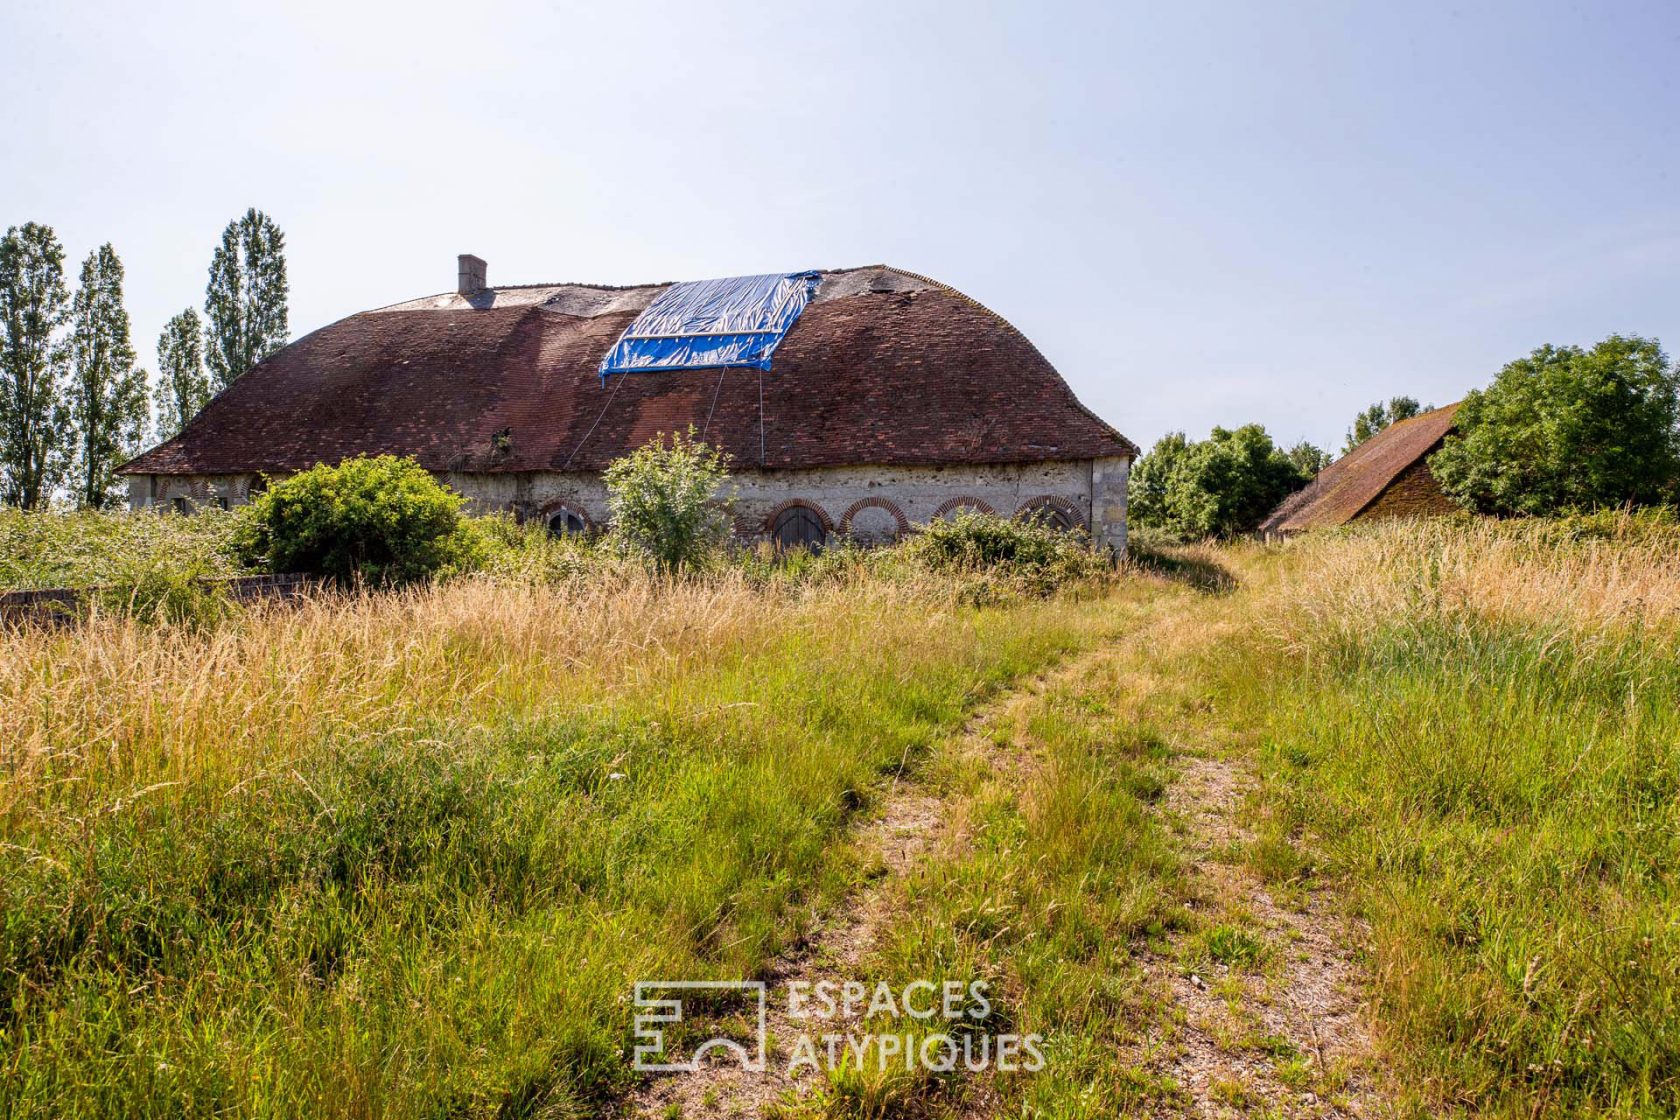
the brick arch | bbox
[538,499,595,532]
[1014,494,1086,530]
[931,496,997,520]
[762,498,834,534]
[839,496,910,537]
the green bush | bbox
[0,506,248,591]
[902,511,1109,598]
[602,429,731,574]
[1431,335,1680,515]
[1130,424,1309,540]
[234,456,466,586]
[96,557,234,628]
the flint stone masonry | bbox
[133,458,1131,553]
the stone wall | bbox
[127,457,1132,552]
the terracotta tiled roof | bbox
[1260,403,1461,534]
[123,266,1135,477]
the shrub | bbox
[602,429,731,573]
[96,556,234,628]
[1431,335,1680,515]
[234,455,466,585]
[902,511,1109,598]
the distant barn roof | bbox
[124,265,1135,477]
[1260,402,1460,534]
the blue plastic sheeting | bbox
[599,271,820,377]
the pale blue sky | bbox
[4,0,1677,454]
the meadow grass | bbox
[0,569,1122,1118]
[1211,517,1680,1117]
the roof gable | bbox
[1260,403,1460,534]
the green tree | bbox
[205,208,288,390]
[153,308,210,440]
[1131,424,1309,539]
[602,429,731,572]
[1127,430,1189,531]
[235,455,465,585]
[1285,440,1332,477]
[0,222,71,508]
[66,244,149,508]
[1431,335,1680,516]
[1344,395,1424,454]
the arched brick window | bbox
[1015,495,1084,533]
[767,500,830,551]
[931,497,997,521]
[840,497,910,545]
[543,503,591,537]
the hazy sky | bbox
[4,0,1677,454]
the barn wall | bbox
[1353,456,1460,521]
[127,457,1132,551]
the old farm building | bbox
[1260,402,1461,536]
[122,261,1137,550]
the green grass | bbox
[1209,518,1680,1117]
[0,573,1120,1118]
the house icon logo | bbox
[632,981,768,1073]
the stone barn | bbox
[1259,402,1462,537]
[122,261,1136,550]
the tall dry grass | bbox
[0,568,1117,1118]
[1214,515,1680,1117]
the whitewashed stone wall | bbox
[127,456,1132,552]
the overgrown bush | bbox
[95,556,235,628]
[1432,334,1680,515]
[902,511,1110,598]
[602,429,731,573]
[0,506,247,591]
[234,455,466,586]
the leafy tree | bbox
[1285,440,1332,477]
[0,223,71,509]
[153,308,210,440]
[1344,395,1424,454]
[66,244,149,508]
[602,429,731,573]
[205,208,288,390]
[1127,430,1189,531]
[1431,335,1680,516]
[1130,424,1309,539]
[235,455,466,585]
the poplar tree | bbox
[67,244,149,508]
[0,222,71,508]
[205,208,289,390]
[153,308,211,440]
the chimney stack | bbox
[457,254,487,295]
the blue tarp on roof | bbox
[599,271,820,377]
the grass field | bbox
[3,514,1677,1118]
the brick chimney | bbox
[457,254,487,295]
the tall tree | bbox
[1344,395,1425,454]
[205,208,288,390]
[153,308,210,440]
[67,244,149,509]
[1431,336,1680,515]
[1131,424,1310,540]
[0,223,71,508]
[1285,440,1332,476]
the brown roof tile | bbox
[1260,402,1460,533]
[124,266,1135,476]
